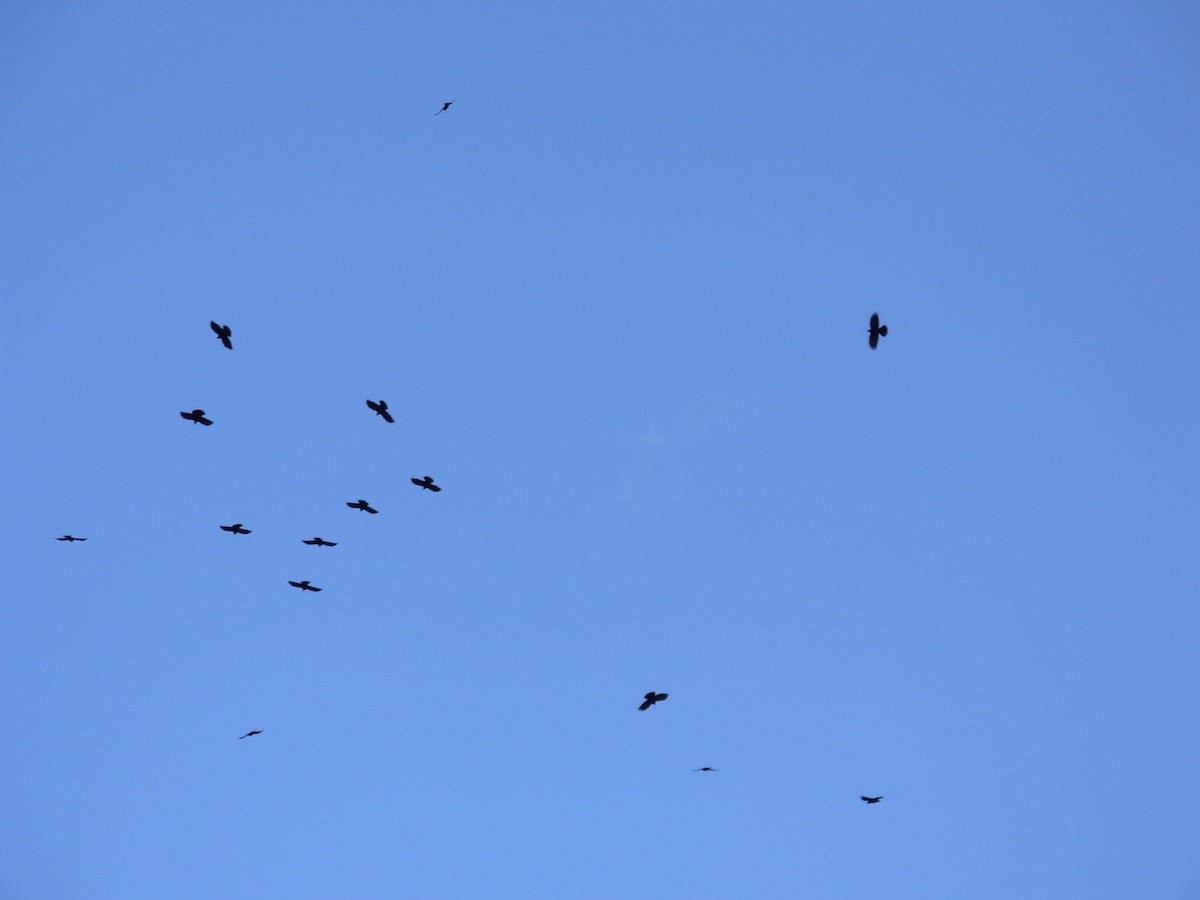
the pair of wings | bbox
[210,321,232,348]
[347,501,378,513]
[303,538,337,546]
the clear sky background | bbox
[3,3,1198,898]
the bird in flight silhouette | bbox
[210,321,233,350]
[57,535,87,542]
[366,399,394,423]
[220,524,251,535]
[346,500,378,514]
[861,796,883,804]
[410,476,441,492]
[180,409,213,426]
[435,101,453,115]
[693,767,718,772]
[868,313,888,349]
[639,692,669,711]
[239,730,262,739]
[303,537,338,547]
[289,580,322,592]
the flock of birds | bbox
[54,275,891,803]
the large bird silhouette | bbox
[861,796,883,804]
[220,524,251,535]
[210,321,233,350]
[435,101,453,115]
[868,313,888,349]
[693,767,718,772]
[346,500,378,514]
[639,691,669,711]
[288,580,322,592]
[239,730,262,739]
[303,537,338,547]
[56,535,87,542]
[180,409,213,426]
[366,399,394,423]
[410,476,441,492]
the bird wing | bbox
[367,400,380,412]
[411,478,422,486]
[211,321,222,335]
[870,313,879,330]
[365,506,378,514]
[303,540,316,544]
[381,410,394,423]
[654,693,668,702]
[869,331,879,349]
[310,585,322,592]
[325,541,338,546]
[428,484,441,492]
[639,699,653,710]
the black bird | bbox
[861,796,883,804]
[210,321,233,350]
[289,580,322,592]
[411,476,441,492]
[435,100,453,115]
[57,535,87,542]
[346,499,378,514]
[220,523,251,535]
[180,409,213,426]
[239,730,262,739]
[303,537,338,547]
[868,313,888,349]
[639,691,669,711]
[693,767,718,772]
[366,399,394,423]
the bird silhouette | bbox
[861,796,883,804]
[288,580,322,592]
[639,691,669,711]
[346,500,378,514]
[435,101,453,115]
[180,409,213,426]
[210,321,233,349]
[410,476,441,492]
[56,535,87,542]
[219,524,251,535]
[366,399,394,423]
[239,730,262,739]
[868,313,888,349]
[303,537,338,547]
[693,767,718,772]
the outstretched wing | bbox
[427,483,441,492]
[638,699,653,711]
[289,581,302,588]
[211,321,223,336]
[367,400,381,413]
[654,693,668,703]
[309,585,323,592]
[380,409,394,423]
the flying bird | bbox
[693,767,718,772]
[639,691,669,711]
[180,409,213,426]
[239,730,262,739]
[210,321,233,350]
[435,101,453,115]
[303,537,338,547]
[346,500,378,514]
[366,399,394,423]
[288,580,322,592]
[410,475,441,492]
[219,524,251,535]
[868,313,889,349]
[861,796,883,804]
[56,535,87,542]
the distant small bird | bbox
[868,313,888,349]
[210,321,233,350]
[288,580,322,592]
[693,767,718,772]
[303,537,338,547]
[57,535,87,542]
[639,691,669,711]
[346,500,378,514]
[220,524,251,535]
[239,730,262,739]
[410,475,441,492]
[435,101,453,115]
[180,408,213,426]
[366,399,394,423]
[861,796,883,804]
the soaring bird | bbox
[303,537,338,547]
[210,321,233,350]
[366,399,394,423]
[220,524,251,535]
[861,796,883,804]
[288,580,322,592]
[693,767,718,772]
[56,535,87,542]
[239,730,262,739]
[180,409,213,426]
[435,101,453,115]
[639,691,669,711]
[410,475,441,492]
[868,313,888,349]
[346,500,378,514]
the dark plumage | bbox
[366,399,394,423]
[346,500,378,514]
[180,409,213,426]
[57,535,87,542]
[411,475,441,492]
[239,730,262,739]
[693,767,718,772]
[210,321,233,350]
[861,796,883,804]
[288,580,322,592]
[435,101,453,115]
[220,524,251,535]
[868,313,888,349]
[639,691,669,711]
[303,537,338,547]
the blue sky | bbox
[3,3,1198,897]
